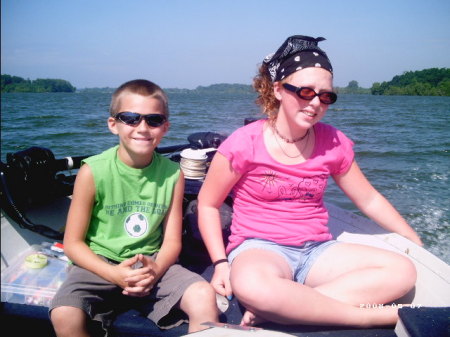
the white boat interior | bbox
[1,137,449,337]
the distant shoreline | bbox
[76,83,372,95]
[3,67,449,96]
[1,75,76,93]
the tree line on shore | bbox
[371,68,449,96]
[336,68,449,96]
[2,68,449,96]
[1,75,76,93]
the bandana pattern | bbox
[263,35,333,82]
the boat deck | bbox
[1,181,450,336]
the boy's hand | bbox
[120,254,159,297]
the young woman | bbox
[198,35,422,328]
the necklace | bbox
[273,124,309,143]
[272,127,311,159]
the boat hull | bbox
[2,194,450,336]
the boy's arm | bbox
[152,170,185,280]
[63,164,135,288]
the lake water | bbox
[1,92,449,263]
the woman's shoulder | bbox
[231,118,265,137]
[315,122,350,140]
[221,119,265,147]
[315,122,338,133]
[244,118,266,130]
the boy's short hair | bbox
[109,79,169,117]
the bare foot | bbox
[240,310,266,326]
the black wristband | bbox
[212,258,228,267]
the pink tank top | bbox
[218,119,354,253]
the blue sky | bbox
[2,0,449,89]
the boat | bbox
[1,124,449,337]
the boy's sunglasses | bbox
[283,83,337,105]
[114,112,167,127]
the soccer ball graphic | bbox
[124,213,148,237]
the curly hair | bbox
[253,64,279,122]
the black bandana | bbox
[263,35,333,82]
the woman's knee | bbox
[230,250,291,301]
[390,254,417,293]
[230,266,280,311]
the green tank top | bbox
[83,145,180,262]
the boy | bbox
[50,79,218,336]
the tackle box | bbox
[1,244,69,307]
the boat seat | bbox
[1,262,401,337]
[1,211,402,337]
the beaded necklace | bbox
[272,126,311,159]
[273,124,309,143]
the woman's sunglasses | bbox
[283,83,337,104]
[114,112,167,127]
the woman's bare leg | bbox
[305,243,416,305]
[230,247,412,327]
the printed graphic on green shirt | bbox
[124,212,148,237]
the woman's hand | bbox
[401,231,424,246]
[211,262,233,300]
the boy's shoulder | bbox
[84,146,118,164]
[82,146,180,178]
[153,151,179,173]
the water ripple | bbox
[1,92,449,263]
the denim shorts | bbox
[228,239,338,284]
